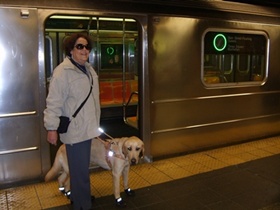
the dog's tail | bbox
[44,145,65,182]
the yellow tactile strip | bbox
[0,191,8,210]
[1,136,280,209]
[36,182,69,209]
[5,185,42,209]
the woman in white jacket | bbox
[44,33,100,210]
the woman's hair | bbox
[64,33,92,56]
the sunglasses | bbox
[75,44,91,50]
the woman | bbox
[44,33,100,210]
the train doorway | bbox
[44,15,140,162]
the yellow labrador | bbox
[45,136,144,207]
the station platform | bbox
[1,135,280,210]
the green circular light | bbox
[106,47,114,55]
[213,34,227,51]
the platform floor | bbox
[2,135,280,210]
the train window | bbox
[45,36,52,79]
[44,35,53,92]
[203,30,268,87]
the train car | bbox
[1,0,280,187]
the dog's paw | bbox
[64,190,71,199]
[59,186,66,194]
[125,188,135,197]
[115,197,127,208]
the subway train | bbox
[1,0,280,187]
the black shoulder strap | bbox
[72,85,92,118]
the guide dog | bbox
[45,136,144,207]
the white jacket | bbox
[44,57,101,144]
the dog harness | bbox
[97,137,127,169]
[107,142,127,169]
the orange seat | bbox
[99,82,114,105]
[112,81,131,104]
[100,80,138,106]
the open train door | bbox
[44,15,141,162]
[92,17,140,127]
[45,16,140,124]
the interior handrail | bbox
[123,91,138,128]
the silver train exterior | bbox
[1,0,280,186]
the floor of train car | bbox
[99,117,139,138]
[2,134,280,209]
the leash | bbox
[98,127,114,139]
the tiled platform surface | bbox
[2,135,280,210]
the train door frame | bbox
[40,10,152,163]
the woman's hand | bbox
[47,130,58,145]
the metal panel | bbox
[0,8,42,184]
[149,16,280,158]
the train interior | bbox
[45,15,140,123]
